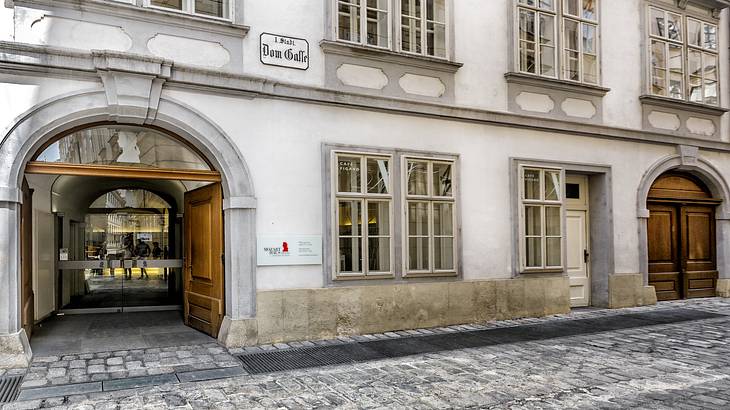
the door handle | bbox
[584,249,590,263]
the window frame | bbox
[332,151,395,279]
[335,0,393,50]
[518,165,565,273]
[397,0,449,59]
[144,0,233,21]
[646,4,720,106]
[403,156,458,277]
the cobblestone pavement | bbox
[6,298,730,409]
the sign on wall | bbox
[260,33,310,70]
[257,235,322,266]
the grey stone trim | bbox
[4,43,730,152]
[640,95,726,140]
[320,41,463,74]
[0,187,21,204]
[9,0,250,37]
[222,196,257,210]
[683,0,730,12]
[504,72,610,97]
[639,95,729,116]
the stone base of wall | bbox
[0,330,32,369]
[608,273,657,309]
[717,279,730,297]
[219,276,570,347]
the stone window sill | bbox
[8,0,250,37]
[320,40,463,74]
[639,95,729,117]
[505,72,610,97]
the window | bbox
[333,0,449,59]
[334,153,393,276]
[147,0,230,19]
[405,159,456,274]
[520,167,563,271]
[516,0,599,84]
[648,6,718,105]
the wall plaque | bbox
[257,235,322,266]
[260,33,310,70]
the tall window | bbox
[520,167,563,271]
[405,159,456,274]
[335,154,393,276]
[649,6,718,105]
[517,0,599,84]
[401,0,447,58]
[337,0,391,48]
[148,0,230,19]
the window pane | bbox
[650,8,664,37]
[545,171,561,201]
[668,45,683,99]
[401,17,422,53]
[526,237,542,268]
[520,9,536,42]
[432,163,453,196]
[338,156,361,193]
[546,206,561,236]
[368,238,390,272]
[582,0,596,20]
[546,237,561,266]
[407,161,429,195]
[366,158,390,194]
[151,0,182,10]
[367,201,390,236]
[434,238,454,270]
[688,19,701,47]
[368,0,387,9]
[408,202,429,235]
[402,0,421,17]
[564,19,579,51]
[540,46,556,76]
[366,9,389,47]
[704,80,718,105]
[688,50,702,77]
[525,205,542,236]
[408,237,430,271]
[582,24,596,54]
[338,2,361,42]
[704,24,717,50]
[704,53,718,81]
[427,22,446,57]
[666,13,681,41]
[338,200,362,236]
[433,203,453,236]
[520,41,537,73]
[689,75,702,103]
[540,14,555,45]
[583,54,598,84]
[565,50,579,81]
[339,237,362,273]
[564,0,578,16]
[540,0,554,10]
[426,0,446,23]
[524,169,541,200]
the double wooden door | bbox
[648,202,717,301]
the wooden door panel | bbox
[184,183,224,338]
[647,204,680,301]
[681,206,717,299]
[21,179,34,338]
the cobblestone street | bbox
[5,298,730,409]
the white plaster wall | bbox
[0,6,13,41]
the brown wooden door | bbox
[648,203,681,301]
[21,179,34,338]
[681,205,717,298]
[183,183,224,338]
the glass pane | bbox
[582,0,596,20]
[151,0,182,10]
[688,19,701,47]
[525,205,542,236]
[540,0,554,10]
[401,17,422,53]
[367,0,386,9]
[523,169,541,200]
[407,161,429,195]
[433,203,453,236]
[650,8,664,37]
[338,200,362,236]
[338,2,361,42]
[427,0,446,23]
[339,237,362,273]
[337,156,361,193]
[546,206,561,235]
[704,80,718,105]
[520,41,537,73]
[565,50,579,81]
[366,158,390,194]
[427,22,446,58]
[666,13,681,41]
[526,237,542,268]
[34,126,210,170]
[546,237,561,266]
[195,0,226,17]
[583,54,598,84]
[540,14,555,45]
[582,24,596,54]
[432,163,453,196]
[704,24,717,50]
[689,75,702,103]
[367,201,390,236]
[688,50,702,77]
[668,45,683,99]
[540,45,556,76]
[402,0,421,17]
[434,237,454,270]
[545,171,561,201]
[408,202,429,236]
[366,9,389,47]
[564,19,579,51]
[519,9,536,42]
[652,69,667,96]
[704,53,718,81]
[408,237,430,271]
[566,183,580,199]
[564,0,578,16]
[368,237,390,272]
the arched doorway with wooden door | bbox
[647,172,721,301]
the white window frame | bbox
[516,1,558,78]
[335,0,393,49]
[647,5,720,105]
[519,166,565,272]
[397,0,449,59]
[332,151,395,279]
[403,157,457,276]
[144,0,233,21]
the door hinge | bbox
[584,249,590,264]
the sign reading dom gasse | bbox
[260,33,309,70]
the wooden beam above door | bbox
[25,162,222,182]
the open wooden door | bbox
[183,183,224,338]
[21,179,34,338]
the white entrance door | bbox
[566,175,590,307]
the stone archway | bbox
[0,67,258,364]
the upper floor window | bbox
[147,0,230,20]
[517,0,599,84]
[648,6,718,105]
[334,0,449,59]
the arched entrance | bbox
[647,172,720,301]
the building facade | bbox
[1,0,730,365]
